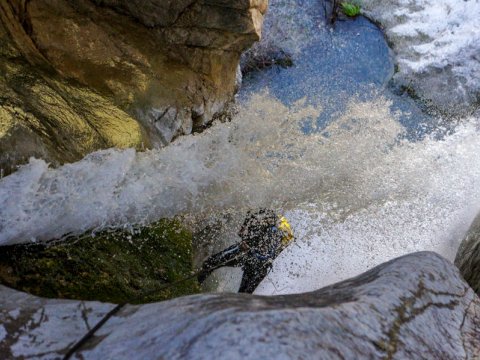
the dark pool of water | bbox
[239,16,438,140]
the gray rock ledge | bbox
[0,286,115,359]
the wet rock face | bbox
[2,252,479,359]
[0,0,267,174]
[455,213,480,295]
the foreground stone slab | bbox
[0,285,115,359]
[76,252,479,359]
[2,252,479,359]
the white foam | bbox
[0,93,321,244]
[1,93,480,298]
[258,119,480,294]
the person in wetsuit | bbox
[198,209,294,293]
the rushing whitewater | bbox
[2,92,480,294]
[1,0,480,295]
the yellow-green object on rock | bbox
[341,2,361,17]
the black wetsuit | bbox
[198,210,286,293]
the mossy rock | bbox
[0,219,200,304]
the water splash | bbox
[0,92,320,243]
[0,93,409,243]
[2,94,480,298]
[258,117,480,293]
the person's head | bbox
[239,209,295,248]
[238,209,278,245]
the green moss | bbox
[341,2,361,17]
[0,219,200,304]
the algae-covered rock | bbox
[0,219,200,304]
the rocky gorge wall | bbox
[0,0,267,175]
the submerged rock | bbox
[0,0,267,175]
[0,219,200,304]
[362,0,480,115]
[2,252,478,359]
[455,212,480,295]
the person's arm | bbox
[197,243,245,283]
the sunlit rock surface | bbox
[2,252,478,359]
[0,0,267,174]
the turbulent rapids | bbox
[2,91,480,294]
[1,0,480,295]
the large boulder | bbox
[2,252,479,359]
[455,212,480,294]
[0,0,267,175]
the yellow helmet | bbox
[278,216,294,246]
